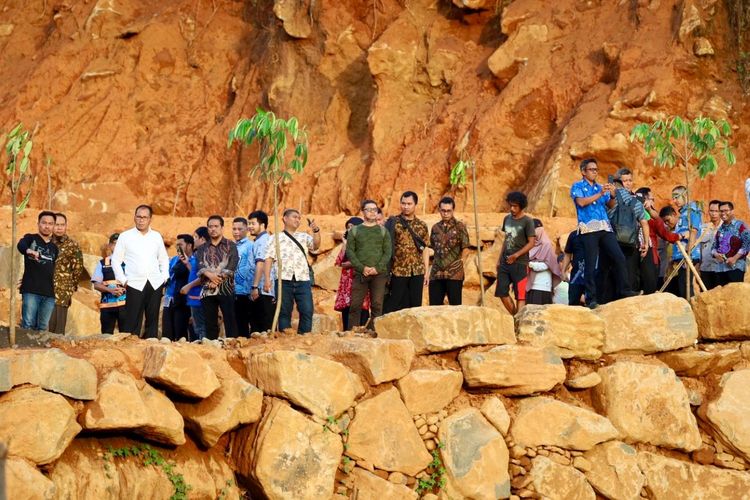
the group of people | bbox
[15,167,749,337]
[495,158,750,313]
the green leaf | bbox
[16,191,31,214]
[23,139,33,157]
[19,156,29,174]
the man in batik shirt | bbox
[384,191,430,313]
[195,215,239,340]
[429,196,470,305]
[49,213,84,334]
[712,201,750,285]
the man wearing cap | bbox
[111,204,170,338]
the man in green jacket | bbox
[346,199,392,329]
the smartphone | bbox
[306,217,312,226]
[176,246,184,258]
[607,174,614,184]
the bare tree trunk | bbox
[9,188,17,347]
[271,183,283,332]
[472,161,485,305]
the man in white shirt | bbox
[111,204,170,338]
[263,208,320,334]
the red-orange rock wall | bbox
[0,0,748,219]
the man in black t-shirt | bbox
[495,192,536,315]
[16,211,59,331]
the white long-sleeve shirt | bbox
[111,227,170,291]
[528,261,552,292]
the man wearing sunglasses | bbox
[570,158,636,309]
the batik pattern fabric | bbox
[570,179,612,234]
[390,217,429,277]
[195,238,239,298]
[713,219,750,272]
[53,235,84,306]
[430,218,470,280]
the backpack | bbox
[610,189,639,247]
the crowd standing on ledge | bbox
[14,166,750,339]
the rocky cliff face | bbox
[0,0,747,219]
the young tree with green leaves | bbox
[630,115,736,299]
[450,131,485,305]
[228,108,308,331]
[4,123,34,346]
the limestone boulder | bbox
[480,396,511,436]
[81,371,185,446]
[251,401,342,500]
[638,451,750,499]
[247,350,364,418]
[273,0,311,39]
[583,441,644,500]
[0,356,10,391]
[175,369,263,448]
[439,408,511,499]
[375,305,516,354]
[0,386,80,464]
[593,361,701,451]
[511,397,619,451]
[516,304,605,360]
[4,456,56,500]
[657,346,742,377]
[395,369,463,414]
[351,468,418,500]
[310,243,343,292]
[566,371,602,390]
[529,456,595,500]
[459,345,565,395]
[9,348,97,400]
[692,283,750,339]
[347,388,431,476]
[142,345,220,398]
[596,294,698,354]
[329,337,415,385]
[49,437,240,500]
[705,369,750,461]
[488,24,549,81]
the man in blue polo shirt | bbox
[570,158,636,309]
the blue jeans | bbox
[278,280,313,334]
[190,306,206,340]
[21,293,56,331]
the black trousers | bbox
[701,271,721,290]
[162,303,190,340]
[124,282,163,338]
[428,279,463,305]
[717,269,745,285]
[202,294,237,340]
[341,307,371,331]
[581,231,630,305]
[385,275,424,313]
[48,304,69,334]
[639,255,658,295]
[235,294,251,337]
[100,307,125,334]
[250,294,275,333]
[568,284,586,306]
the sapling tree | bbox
[228,108,308,331]
[450,131,485,305]
[630,116,736,298]
[4,123,34,346]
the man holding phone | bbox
[263,209,320,334]
[571,159,636,309]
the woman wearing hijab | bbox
[527,219,563,305]
[334,217,370,330]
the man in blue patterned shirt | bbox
[570,159,636,309]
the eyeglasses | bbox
[363,207,378,212]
